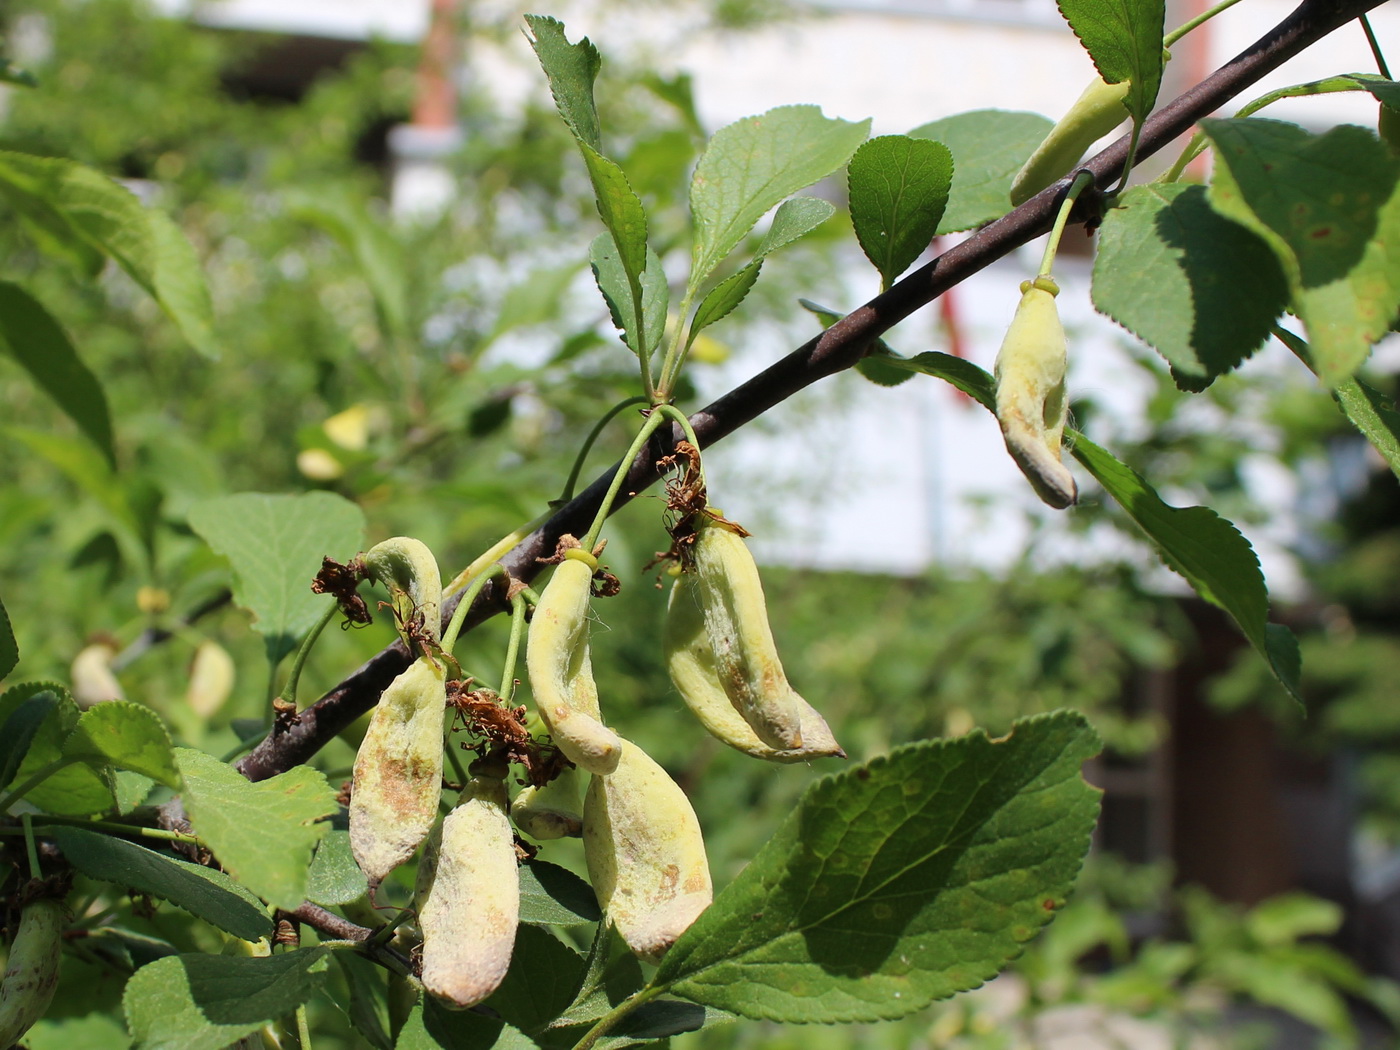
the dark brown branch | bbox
[236,0,1384,783]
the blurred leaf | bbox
[689,105,869,287]
[146,209,218,359]
[62,701,178,787]
[0,58,36,88]
[489,262,582,342]
[123,948,329,1050]
[0,281,114,466]
[1245,893,1342,947]
[289,192,409,342]
[909,110,1053,232]
[1093,184,1287,390]
[175,747,337,910]
[1056,0,1166,123]
[0,596,13,681]
[652,711,1102,1022]
[1202,118,1400,385]
[26,1014,130,1050]
[50,826,273,941]
[848,135,951,288]
[519,859,601,926]
[186,491,365,665]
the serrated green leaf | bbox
[1056,0,1166,123]
[396,996,535,1050]
[175,747,338,910]
[0,282,114,467]
[306,825,367,906]
[0,595,14,681]
[484,924,586,1035]
[755,196,836,256]
[49,827,272,941]
[124,948,329,1050]
[690,261,760,336]
[519,859,602,926]
[0,689,54,795]
[186,492,365,665]
[1093,184,1288,390]
[689,105,869,287]
[1070,433,1301,701]
[848,135,952,289]
[0,681,114,814]
[582,146,649,296]
[1201,118,1400,385]
[554,923,645,1029]
[524,15,603,152]
[590,235,667,359]
[652,711,1101,1023]
[910,111,1056,232]
[62,701,178,788]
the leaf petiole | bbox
[1037,170,1095,279]
[558,396,649,504]
[569,985,664,1050]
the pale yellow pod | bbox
[1009,76,1130,206]
[525,552,622,775]
[665,574,844,763]
[186,640,236,718]
[583,740,712,963]
[994,278,1078,509]
[70,642,124,708]
[0,897,65,1049]
[363,537,443,647]
[416,775,519,1009]
[691,519,803,750]
[512,765,584,839]
[349,657,447,885]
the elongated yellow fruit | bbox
[512,765,584,839]
[583,740,711,962]
[186,639,236,718]
[363,537,442,647]
[525,549,622,775]
[349,657,447,885]
[71,642,124,708]
[416,774,519,1009]
[689,517,803,750]
[994,277,1077,509]
[665,573,844,762]
[0,897,64,1048]
[1010,76,1129,206]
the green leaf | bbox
[582,147,650,304]
[0,681,114,815]
[590,235,667,359]
[123,948,329,1050]
[652,711,1102,1022]
[554,923,645,1029]
[887,350,996,409]
[62,701,178,788]
[855,351,916,388]
[484,924,586,1035]
[1201,118,1400,385]
[1245,893,1342,947]
[186,492,365,665]
[332,952,393,1050]
[910,111,1055,233]
[0,282,114,467]
[49,827,273,941]
[1055,0,1166,123]
[395,996,535,1050]
[847,135,952,288]
[0,689,55,787]
[26,1014,130,1050]
[0,595,14,681]
[306,825,368,906]
[524,15,603,152]
[689,261,761,337]
[689,105,870,287]
[175,747,338,910]
[519,859,602,926]
[145,209,218,360]
[488,262,583,342]
[1070,433,1301,702]
[755,196,836,256]
[1347,73,1400,110]
[0,58,36,89]
[1092,184,1288,390]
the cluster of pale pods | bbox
[345,486,845,1009]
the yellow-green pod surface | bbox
[416,775,519,1009]
[0,897,65,1049]
[525,552,622,775]
[690,518,803,750]
[363,537,443,647]
[583,740,712,963]
[665,573,844,762]
[1010,76,1129,206]
[186,639,236,718]
[70,642,124,708]
[512,765,584,839]
[349,656,447,885]
[994,278,1077,509]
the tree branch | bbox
[236,0,1384,782]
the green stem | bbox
[1037,171,1095,279]
[21,814,39,879]
[21,815,204,847]
[499,594,528,700]
[294,1004,312,1050]
[0,757,81,813]
[442,563,507,654]
[559,396,649,504]
[581,408,671,551]
[368,906,416,949]
[280,602,339,709]
[570,985,664,1050]
[655,286,698,402]
[1361,14,1392,79]
[1163,0,1246,47]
